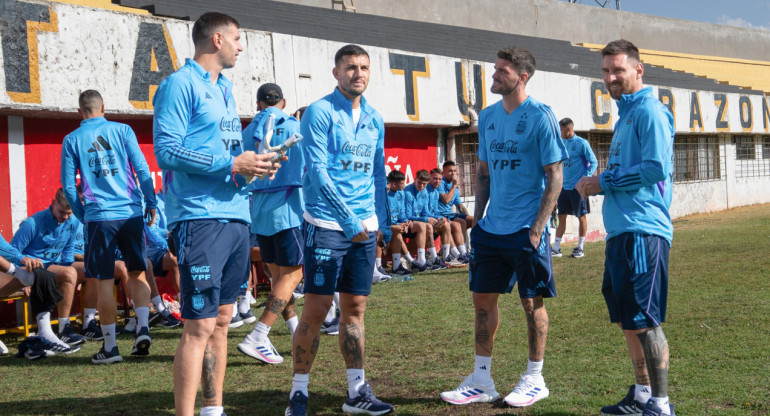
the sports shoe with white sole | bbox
[440,375,500,405]
[131,326,152,356]
[81,320,104,341]
[237,337,284,364]
[0,340,8,355]
[641,400,676,416]
[600,385,646,415]
[571,247,585,258]
[285,390,308,416]
[342,381,394,415]
[92,345,123,364]
[550,247,562,257]
[504,375,549,407]
[320,317,339,335]
[229,313,244,328]
[240,309,257,325]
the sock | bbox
[472,355,492,384]
[58,318,68,333]
[151,295,167,314]
[36,312,67,347]
[135,306,150,330]
[200,406,224,416]
[83,308,97,328]
[450,246,460,259]
[325,305,336,322]
[525,359,544,379]
[553,237,562,251]
[333,292,340,312]
[458,244,467,255]
[248,321,271,343]
[290,373,310,397]
[404,253,415,262]
[232,303,239,318]
[102,323,117,351]
[428,247,437,259]
[392,253,401,267]
[285,316,298,336]
[375,257,382,268]
[346,368,366,398]
[417,248,426,265]
[238,296,251,314]
[651,396,670,414]
[635,384,652,404]
[442,244,451,258]
[578,236,586,249]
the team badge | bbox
[515,119,527,134]
[314,271,325,286]
[192,294,205,310]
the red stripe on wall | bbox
[0,116,11,239]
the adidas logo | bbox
[87,136,113,153]
[205,92,213,99]
[633,312,646,321]
[479,365,487,370]
[536,281,546,289]
[488,123,495,130]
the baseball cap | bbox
[257,83,283,102]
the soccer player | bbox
[440,46,567,408]
[11,189,84,348]
[285,44,393,416]
[551,117,597,258]
[386,170,422,276]
[61,89,158,364]
[153,12,279,416]
[237,82,305,365]
[403,169,448,271]
[576,39,675,416]
[437,160,474,231]
[428,167,468,265]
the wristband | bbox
[5,263,15,275]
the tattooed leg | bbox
[338,293,368,369]
[622,325,651,386]
[472,292,499,357]
[635,327,669,397]
[282,296,297,320]
[521,296,548,361]
[292,293,332,374]
[201,343,217,406]
[260,264,303,327]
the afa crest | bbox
[515,120,527,134]
[314,271,325,287]
[192,294,205,310]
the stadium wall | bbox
[1,0,768,242]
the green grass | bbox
[1,204,769,415]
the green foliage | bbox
[1,204,768,415]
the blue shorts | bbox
[257,227,304,267]
[557,188,589,217]
[84,216,146,280]
[602,233,669,330]
[250,232,260,248]
[147,249,167,277]
[303,222,375,296]
[173,220,250,320]
[468,225,556,298]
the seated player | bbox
[427,168,468,266]
[436,161,474,259]
[386,170,425,275]
[404,169,449,271]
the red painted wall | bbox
[384,127,437,183]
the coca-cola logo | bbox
[88,154,116,167]
[341,141,372,158]
[489,139,518,153]
[219,117,242,132]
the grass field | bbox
[1,204,769,415]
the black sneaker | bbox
[410,261,429,272]
[320,317,339,335]
[391,265,412,276]
[92,344,123,364]
[571,247,585,258]
[59,323,86,346]
[600,385,645,416]
[641,400,676,416]
[341,381,394,415]
[159,311,182,329]
[431,257,448,270]
[285,390,308,416]
[131,326,151,356]
[81,320,104,341]
[148,311,163,327]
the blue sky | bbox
[576,0,770,31]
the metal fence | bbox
[734,135,770,178]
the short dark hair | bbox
[415,169,430,182]
[442,160,456,169]
[497,47,536,82]
[387,170,405,183]
[601,39,640,62]
[430,168,442,176]
[78,90,103,115]
[294,106,308,120]
[334,44,369,66]
[192,12,240,46]
[559,118,574,128]
[54,188,70,209]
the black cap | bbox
[257,83,283,102]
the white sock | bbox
[442,244,451,258]
[102,323,117,351]
[200,406,224,416]
[36,312,67,347]
[635,384,652,404]
[450,247,460,258]
[651,396,670,414]
[346,368,366,398]
[578,236,586,249]
[404,253,415,262]
[285,316,298,336]
[417,248,426,264]
[472,355,492,384]
[325,305,336,322]
[135,306,150,331]
[333,292,340,311]
[553,237,562,251]
[458,244,467,255]
[5,263,15,274]
[238,296,251,314]
[58,318,69,333]
[375,257,382,268]
[291,373,309,397]
[151,295,166,314]
[248,321,271,343]
[392,253,401,267]
[526,359,544,379]
[232,303,239,318]
[428,247,437,259]
[83,308,97,328]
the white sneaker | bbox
[0,340,8,355]
[504,375,549,407]
[400,257,413,271]
[246,291,257,305]
[440,375,500,405]
[237,337,284,364]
